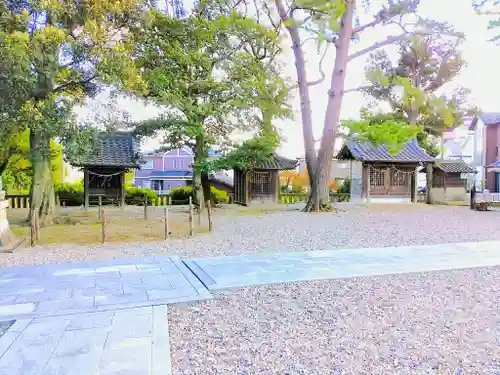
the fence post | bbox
[207,199,213,232]
[164,207,169,240]
[101,208,107,243]
[188,196,194,236]
[98,196,102,219]
[143,194,148,220]
[30,209,36,247]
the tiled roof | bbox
[336,139,434,163]
[480,112,500,126]
[256,154,298,170]
[435,160,476,173]
[77,132,141,168]
[148,171,193,178]
[209,172,234,187]
[487,160,500,168]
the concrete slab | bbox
[187,241,500,291]
[0,256,211,320]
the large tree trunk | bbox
[274,0,317,181]
[201,171,212,205]
[192,134,205,211]
[29,129,56,226]
[304,1,355,212]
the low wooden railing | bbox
[6,195,30,209]
[279,193,350,204]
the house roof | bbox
[76,132,141,168]
[487,160,500,168]
[336,139,434,163]
[470,112,500,128]
[148,170,193,178]
[256,154,298,170]
[434,160,477,174]
[209,172,234,187]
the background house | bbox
[471,113,500,192]
[440,115,485,191]
[134,147,194,194]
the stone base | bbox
[0,198,15,249]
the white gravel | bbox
[169,266,500,374]
[2,205,500,267]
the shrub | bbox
[169,186,192,205]
[338,178,351,195]
[55,180,84,206]
[169,185,229,205]
[125,186,157,206]
[210,186,229,203]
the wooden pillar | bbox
[120,171,126,208]
[411,167,418,203]
[84,168,89,210]
[426,163,433,205]
[244,172,249,206]
[366,165,371,203]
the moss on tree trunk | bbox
[29,130,56,226]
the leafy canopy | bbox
[132,0,287,172]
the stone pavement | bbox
[0,256,210,321]
[185,240,500,290]
[2,240,500,374]
[0,306,170,375]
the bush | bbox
[125,187,157,206]
[338,178,351,195]
[169,185,229,205]
[169,186,192,205]
[210,186,229,203]
[55,181,84,206]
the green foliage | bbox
[132,1,288,180]
[339,178,350,195]
[55,180,84,206]
[125,187,158,206]
[364,35,471,134]
[343,112,421,153]
[474,0,500,43]
[169,186,192,204]
[169,186,229,204]
[3,131,65,194]
[210,186,230,203]
[0,0,147,217]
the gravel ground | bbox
[2,205,500,267]
[169,266,500,375]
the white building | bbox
[439,116,485,190]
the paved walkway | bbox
[0,256,210,321]
[185,240,500,290]
[2,240,500,374]
[0,306,170,375]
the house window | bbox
[143,159,154,169]
[370,168,385,187]
[496,146,499,157]
[173,160,178,169]
[180,160,184,169]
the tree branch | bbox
[307,43,329,86]
[352,15,383,36]
[342,85,372,94]
[347,34,404,62]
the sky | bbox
[75,0,500,158]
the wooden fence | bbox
[279,193,350,204]
[6,195,31,209]
[7,192,349,209]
